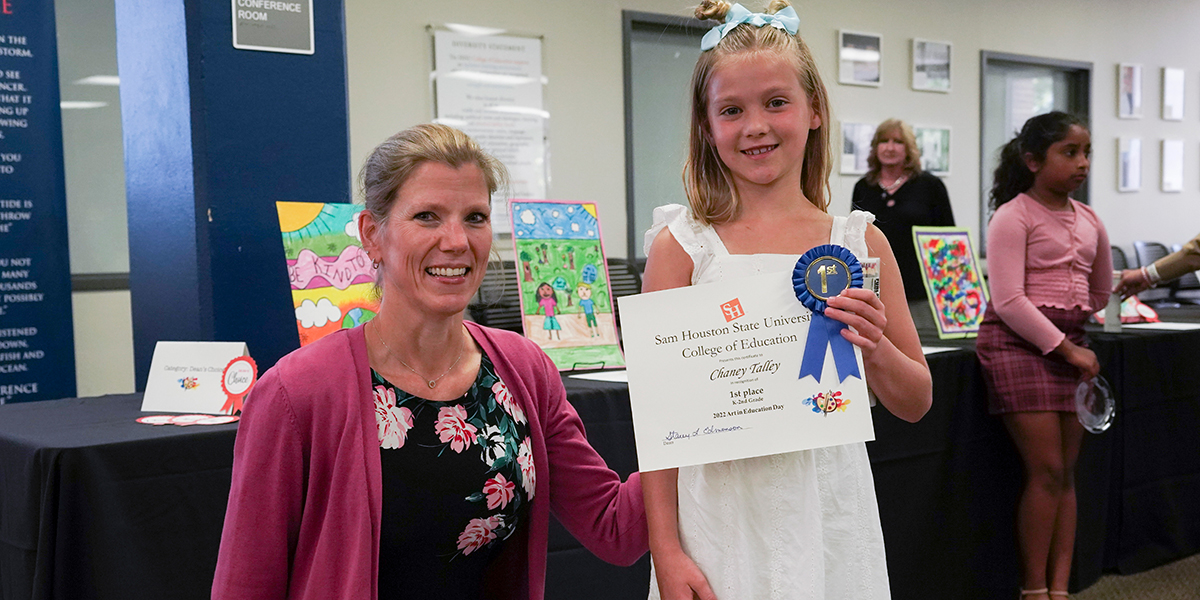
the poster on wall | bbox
[912,227,989,339]
[1161,139,1183,192]
[1162,67,1184,121]
[840,121,876,175]
[838,31,881,87]
[510,200,624,371]
[1118,63,1142,119]
[911,39,951,92]
[277,202,379,346]
[1118,137,1141,192]
[432,28,547,234]
[914,126,951,175]
[0,0,77,403]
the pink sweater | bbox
[211,322,647,600]
[986,193,1112,354]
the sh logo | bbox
[721,299,745,322]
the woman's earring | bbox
[372,259,381,269]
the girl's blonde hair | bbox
[865,119,923,184]
[684,0,832,225]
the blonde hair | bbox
[684,0,832,225]
[358,123,507,226]
[865,119,922,184]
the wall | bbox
[346,0,1200,259]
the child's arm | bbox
[825,225,931,422]
[1087,218,1114,313]
[640,228,717,600]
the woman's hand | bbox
[651,547,717,600]
[1056,339,1100,381]
[1114,268,1152,298]
[823,288,888,359]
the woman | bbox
[851,119,954,301]
[1115,233,1200,297]
[212,124,647,600]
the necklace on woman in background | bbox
[881,175,907,207]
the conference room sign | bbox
[231,0,314,55]
[0,0,77,403]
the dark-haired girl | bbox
[976,112,1111,600]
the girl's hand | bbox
[1057,339,1100,381]
[651,549,717,600]
[824,288,888,359]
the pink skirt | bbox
[976,305,1091,415]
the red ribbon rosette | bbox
[220,356,258,415]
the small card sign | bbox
[142,342,258,415]
[231,0,314,55]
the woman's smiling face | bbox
[362,161,492,318]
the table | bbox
[2,315,1199,600]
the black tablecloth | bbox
[2,314,1199,600]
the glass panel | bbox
[628,25,701,259]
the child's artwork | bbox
[912,227,989,339]
[277,202,379,346]
[510,200,625,370]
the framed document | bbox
[619,263,874,472]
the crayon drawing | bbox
[277,202,379,346]
[511,201,625,370]
[912,227,989,339]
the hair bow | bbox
[700,4,800,51]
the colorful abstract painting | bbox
[510,201,625,370]
[277,202,379,346]
[912,227,989,339]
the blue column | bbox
[115,0,349,389]
[0,0,76,403]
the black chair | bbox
[1111,246,1129,272]
[605,257,643,343]
[1170,244,1200,303]
[467,260,525,334]
[1134,241,1182,307]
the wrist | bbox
[1145,263,1162,285]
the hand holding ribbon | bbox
[793,245,863,382]
[700,4,800,51]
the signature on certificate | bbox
[662,424,747,445]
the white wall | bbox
[347,0,1200,259]
[72,290,136,397]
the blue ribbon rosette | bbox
[792,244,863,383]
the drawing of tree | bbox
[519,251,534,281]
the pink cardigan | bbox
[986,193,1112,354]
[211,322,647,600]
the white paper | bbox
[921,346,960,355]
[1163,67,1185,121]
[1122,322,1200,331]
[619,271,874,472]
[142,342,250,414]
[433,30,547,233]
[568,370,629,383]
[1118,137,1141,192]
[1162,139,1183,192]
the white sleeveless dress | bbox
[644,204,891,600]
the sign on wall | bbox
[432,28,547,234]
[0,0,77,403]
[231,0,314,55]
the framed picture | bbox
[1162,67,1185,121]
[840,121,877,175]
[911,39,950,92]
[839,31,881,87]
[914,126,951,175]
[912,227,988,339]
[1161,139,1183,192]
[1118,137,1141,192]
[1118,63,1142,119]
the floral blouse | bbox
[373,351,534,599]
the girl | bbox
[535,282,561,340]
[977,112,1109,600]
[641,2,932,598]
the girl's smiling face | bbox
[705,51,821,193]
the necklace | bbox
[371,321,464,389]
[881,175,907,207]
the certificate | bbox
[618,268,874,471]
